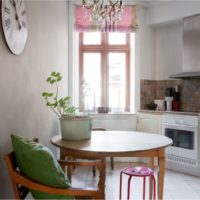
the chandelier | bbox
[82,0,123,31]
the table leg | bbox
[98,157,106,199]
[60,149,72,182]
[67,156,73,183]
[158,149,165,200]
[149,157,154,200]
[60,149,66,170]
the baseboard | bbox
[166,160,200,177]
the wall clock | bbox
[1,0,28,55]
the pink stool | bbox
[119,167,156,200]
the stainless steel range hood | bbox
[169,71,200,79]
[169,14,200,79]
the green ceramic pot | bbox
[60,116,93,141]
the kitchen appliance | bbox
[169,14,200,79]
[172,100,180,111]
[172,85,180,111]
[165,97,173,111]
[165,88,173,111]
[165,88,173,97]
[154,99,165,111]
[162,113,198,167]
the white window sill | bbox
[80,112,136,115]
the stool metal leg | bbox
[152,174,156,200]
[119,171,123,200]
[143,176,146,200]
[127,176,133,200]
[149,157,154,199]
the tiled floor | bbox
[72,162,200,200]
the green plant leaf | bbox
[48,93,53,97]
[51,71,56,76]
[43,71,76,118]
[46,77,51,82]
[65,106,77,115]
[46,102,51,106]
[58,98,63,102]
[42,92,47,96]
[53,102,57,108]
[50,80,55,84]
[64,96,71,101]
[57,76,62,82]
[55,72,60,77]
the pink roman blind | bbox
[74,5,137,32]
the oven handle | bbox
[162,122,198,129]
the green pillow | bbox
[11,134,73,199]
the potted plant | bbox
[42,71,92,140]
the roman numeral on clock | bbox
[22,21,26,28]
[4,7,10,14]
[5,18,11,27]
[21,10,26,16]
[19,0,23,6]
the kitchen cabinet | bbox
[136,112,162,134]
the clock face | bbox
[1,0,28,55]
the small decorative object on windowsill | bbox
[98,107,109,113]
[82,0,123,31]
[42,71,92,141]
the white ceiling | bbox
[124,0,178,7]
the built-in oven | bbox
[162,114,199,167]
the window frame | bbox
[79,33,130,112]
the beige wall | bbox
[137,6,156,81]
[155,21,183,80]
[0,1,68,198]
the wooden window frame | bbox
[79,33,130,112]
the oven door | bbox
[162,124,198,160]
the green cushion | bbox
[11,134,73,199]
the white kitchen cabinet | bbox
[136,112,162,134]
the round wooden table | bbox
[51,131,172,200]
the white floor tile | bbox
[169,189,200,200]
[71,162,200,200]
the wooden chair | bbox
[4,151,105,200]
[92,128,114,176]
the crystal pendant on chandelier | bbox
[82,0,123,31]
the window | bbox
[79,32,130,112]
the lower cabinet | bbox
[136,112,162,134]
[136,112,162,164]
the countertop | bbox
[139,109,200,116]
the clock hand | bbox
[16,15,22,30]
[9,0,17,10]
[12,0,17,10]
[11,0,22,30]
